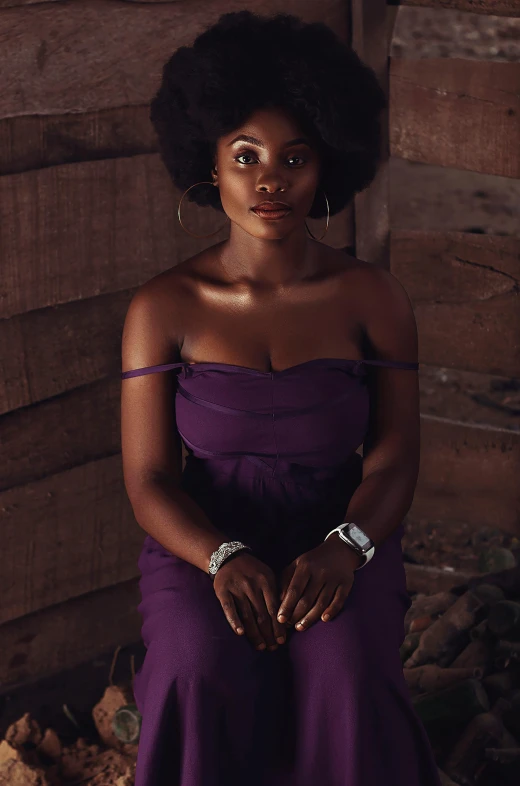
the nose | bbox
[256,172,288,193]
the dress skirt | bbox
[131,452,441,786]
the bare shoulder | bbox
[121,245,219,367]
[327,249,417,360]
[128,245,220,321]
[330,249,414,317]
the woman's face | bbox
[212,106,322,239]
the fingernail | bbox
[278,614,286,623]
[276,636,285,644]
[257,643,266,650]
[322,614,330,622]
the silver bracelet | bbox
[208,540,252,579]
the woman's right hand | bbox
[212,551,288,651]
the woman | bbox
[121,10,441,786]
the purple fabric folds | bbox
[122,358,440,786]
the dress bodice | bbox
[121,357,418,475]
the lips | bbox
[252,202,291,212]
[252,205,291,221]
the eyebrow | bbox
[226,134,311,148]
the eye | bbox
[233,153,307,166]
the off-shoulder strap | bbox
[121,361,188,379]
[361,359,419,370]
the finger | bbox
[294,586,336,631]
[235,594,267,651]
[253,592,278,649]
[290,580,325,627]
[321,585,348,622]
[219,590,246,635]
[262,585,288,645]
[277,571,310,625]
[278,564,294,602]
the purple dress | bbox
[121,357,441,786]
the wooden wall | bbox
[383,1,519,538]
[0,0,518,689]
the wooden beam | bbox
[390,59,520,178]
[387,0,520,18]
[391,229,520,378]
[350,0,391,268]
[0,454,143,624]
[0,578,141,691]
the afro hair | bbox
[150,10,387,220]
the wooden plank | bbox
[0,377,122,492]
[1,353,188,488]
[418,363,520,434]
[350,0,391,268]
[413,415,520,536]
[388,0,520,17]
[0,454,143,625]
[0,288,134,415]
[0,104,157,176]
[389,157,520,237]
[0,578,141,691]
[391,230,520,378]
[0,0,350,119]
[0,155,214,320]
[390,58,520,178]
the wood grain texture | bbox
[350,0,390,268]
[390,58,520,178]
[0,0,349,118]
[389,0,520,18]
[0,288,134,415]
[413,415,520,536]
[0,578,141,691]
[0,454,143,625]
[391,230,520,378]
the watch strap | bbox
[324,523,375,571]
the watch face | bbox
[348,524,371,549]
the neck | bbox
[215,223,319,288]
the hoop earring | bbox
[305,189,330,241]
[177,181,229,238]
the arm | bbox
[120,282,231,574]
[328,266,420,568]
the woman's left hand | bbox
[276,534,362,630]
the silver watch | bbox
[324,522,375,570]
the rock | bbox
[60,739,134,784]
[478,547,517,574]
[92,683,138,755]
[4,713,43,748]
[36,728,62,762]
[0,740,22,766]
[60,737,102,780]
[0,758,52,786]
[0,741,52,786]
